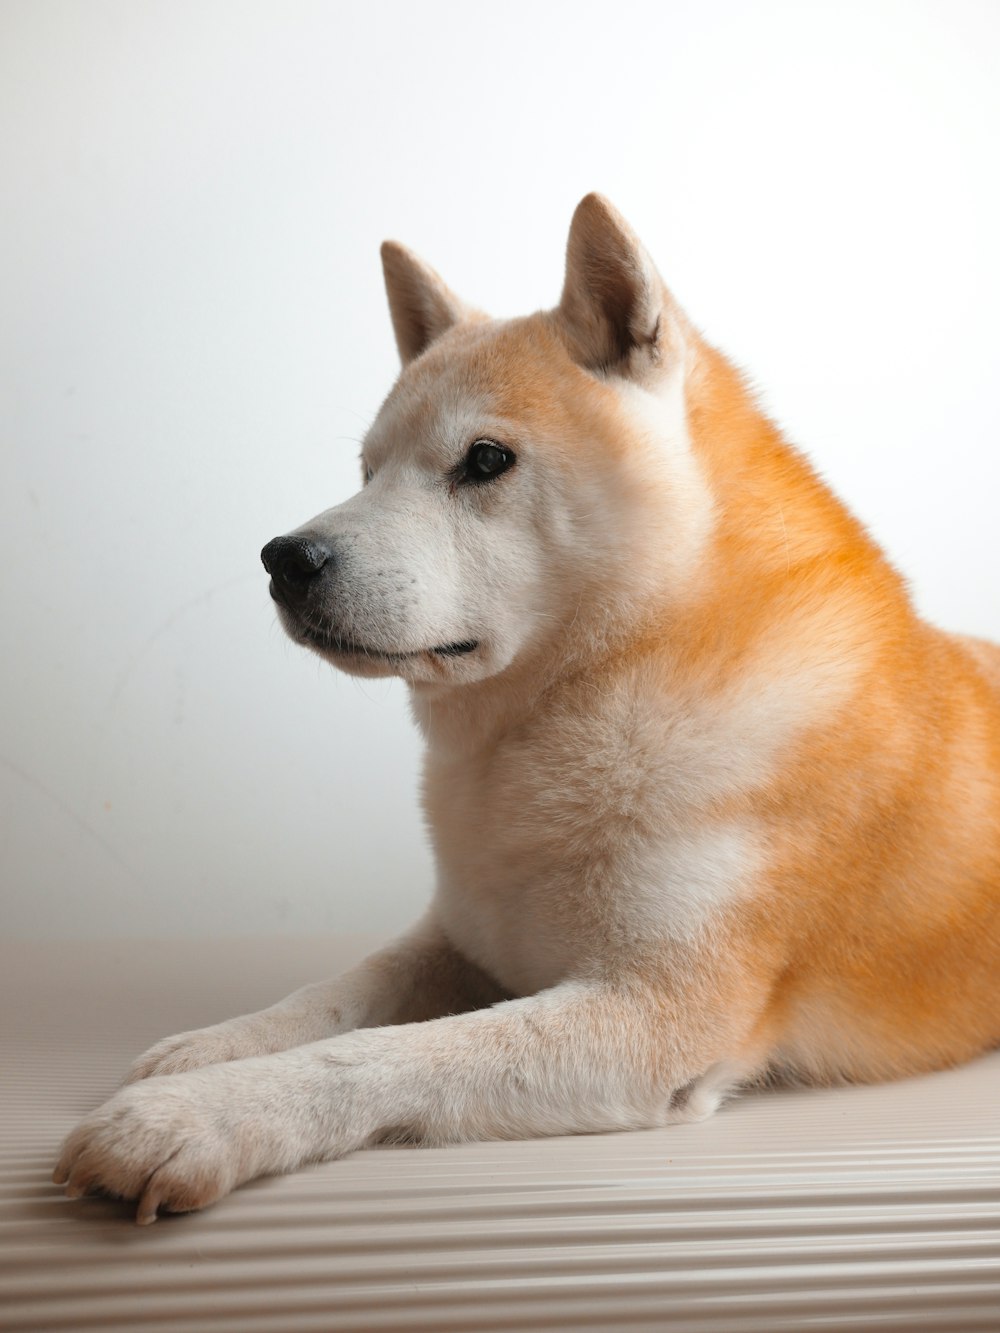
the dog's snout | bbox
[261,535,332,600]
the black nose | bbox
[261,535,332,601]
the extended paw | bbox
[52,1073,255,1223]
[125,1020,268,1083]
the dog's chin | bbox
[304,639,405,679]
[288,618,481,682]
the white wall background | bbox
[2,0,998,940]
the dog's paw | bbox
[125,1020,269,1083]
[52,1073,258,1223]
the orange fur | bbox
[682,343,1000,1081]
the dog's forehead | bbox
[369,315,600,456]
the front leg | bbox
[55,960,766,1224]
[126,915,505,1082]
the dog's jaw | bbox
[265,572,482,680]
[277,608,486,683]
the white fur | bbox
[611,368,715,592]
[667,1059,749,1123]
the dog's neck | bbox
[406,587,673,760]
[407,631,583,759]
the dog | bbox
[55,194,1000,1224]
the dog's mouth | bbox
[267,579,479,662]
[297,623,479,661]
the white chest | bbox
[422,717,761,996]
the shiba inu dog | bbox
[55,195,1000,1224]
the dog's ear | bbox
[380,242,475,366]
[558,194,670,379]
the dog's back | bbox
[650,334,1000,1086]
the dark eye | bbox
[462,439,515,484]
[363,463,374,484]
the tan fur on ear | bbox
[380,242,476,366]
[559,193,671,378]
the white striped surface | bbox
[2,937,999,1332]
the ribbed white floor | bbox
[2,936,999,1332]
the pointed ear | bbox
[380,241,475,366]
[558,194,670,377]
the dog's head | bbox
[263,195,712,689]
